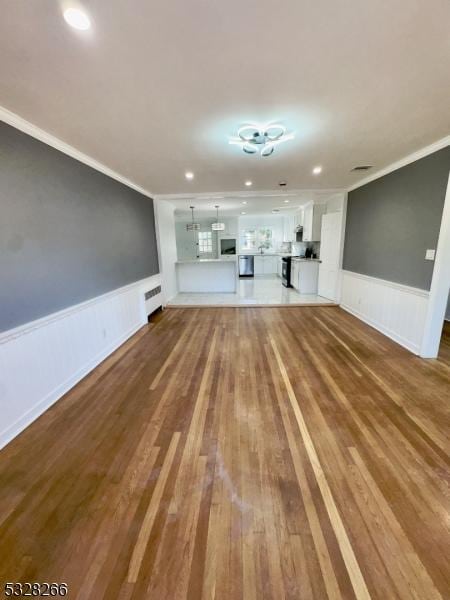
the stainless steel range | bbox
[281,257,292,287]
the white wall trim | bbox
[348,136,450,191]
[336,193,348,304]
[341,270,430,298]
[0,275,161,450]
[340,270,429,355]
[0,105,154,199]
[340,304,422,355]
[154,199,179,305]
[420,171,450,357]
[0,320,143,451]
[0,275,160,344]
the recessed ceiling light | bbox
[241,201,247,205]
[245,180,252,187]
[284,199,290,203]
[241,211,246,215]
[63,7,91,30]
[185,171,194,180]
[312,166,322,175]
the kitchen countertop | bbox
[237,254,321,262]
[176,257,237,264]
[238,253,292,257]
[291,258,321,262]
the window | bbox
[241,227,273,251]
[241,229,257,251]
[198,231,213,254]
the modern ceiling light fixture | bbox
[63,7,91,30]
[185,171,194,180]
[245,180,252,186]
[211,205,225,231]
[229,123,294,157]
[312,166,322,175]
[186,206,200,231]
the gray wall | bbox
[343,146,450,290]
[0,122,159,332]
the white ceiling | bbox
[1,0,449,196]
[167,190,337,218]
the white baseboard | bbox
[340,270,429,355]
[0,275,161,451]
[0,321,142,450]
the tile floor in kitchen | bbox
[167,275,335,306]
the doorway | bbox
[420,171,450,358]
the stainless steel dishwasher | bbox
[239,255,254,277]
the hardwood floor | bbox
[439,320,450,364]
[0,307,449,599]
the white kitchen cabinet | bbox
[291,260,319,293]
[302,204,326,242]
[282,215,295,242]
[283,210,303,242]
[224,221,238,236]
[291,261,300,290]
[265,255,278,274]
[254,255,265,275]
[294,209,304,229]
[277,256,283,278]
[254,255,278,275]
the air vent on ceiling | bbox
[351,165,373,172]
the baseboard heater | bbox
[145,285,162,318]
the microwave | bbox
[220,238,237,255]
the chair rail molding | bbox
[0,275,161,450]
[340,270,429,355]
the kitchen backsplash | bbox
[291,241,320,258]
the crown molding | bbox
[348,135,450,192]
[0,105,154,199]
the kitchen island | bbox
[176,258,238,293]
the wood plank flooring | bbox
[439,320,450,364]
[0,307,449,600]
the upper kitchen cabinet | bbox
[302,203,326,242]
[283,210,303,242]
[220,217,238,236]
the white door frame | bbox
[337,193,348,303]
[318,210,345,301]
[420,170,450,358]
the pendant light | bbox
[186,206,200,231]
[211,205,225,231]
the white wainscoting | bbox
[340,270,429,354]
[0,275,161,450]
